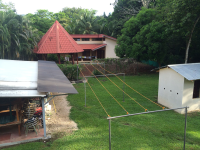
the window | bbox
[193,80,200,98]
[82,50,90,56]
[92,38,103,41]
[82,38,90,41]
[74,38,80,41]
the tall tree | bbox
[76,10,99,34]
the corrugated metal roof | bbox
[0,59,38,82]
[168,63,200,80]
[37,60,78,94]
[0,59,78,97]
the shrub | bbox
[92,69,102,76]
[58,64,81,81]
[47,54,58,62]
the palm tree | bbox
[0,10,40,60]
[76,11,99,34]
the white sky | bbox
[3,0,115,16]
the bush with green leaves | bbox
[92,69,102,76]
[47,54,58,62]
[47,54,65,63]
[58,64,80,80]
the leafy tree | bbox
[115,8,157,57]
[0,1,40,60]
[166,0,200,63]
[132,21,171,66]
[25,10,55,35]
[76,10,99,34]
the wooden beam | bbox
[57,54,61,64]
[72,54,74,64]
[77,53,78,64]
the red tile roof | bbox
[34,21,84,54]
[79,44,107,51]
[70,34,117,41]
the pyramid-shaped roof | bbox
[34,20,84,54]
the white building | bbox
[70,34,118,60]
[158,63,200,114]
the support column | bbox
[71,54,73,64]
[84,81,86,107]
[77,65,78,81]
[77,53,78,64]
[184,107,188,150]
[42,98,46,138]
[96,50,97,59]
[123,74,125,102]
[72,54,74,65]
[57,54,61,64]
[109,119,111,150]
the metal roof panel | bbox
[37,60,78,94]
[168,63,200,80]
[0,59,38,82]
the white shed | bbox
[158,63,200,114]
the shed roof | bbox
[79,44,107,51]
[167,63,200,81]
[0,59,78,97]
[33,20,84,54]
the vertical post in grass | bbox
[115,59,117,74]
[104,62,105,75]
[77,64,78,81]
[184,107,187,150]
[123,73,125,102]
[84,80,86,107]
[109,119,111,150]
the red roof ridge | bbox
[59,22,81,53]
[34,20,84,54]
[37,24,55,52]
[56,21,60,53]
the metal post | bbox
[42,98,46,138]
[77,65,78,81]
[184,107,187,150]
[109,119,111,150]
[123,74,125,102]
[84,81,86,107]
[116,59,117,74]
[104,63,105,75]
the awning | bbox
[79,44,107,51]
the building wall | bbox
[182,79,200,113]
[105,38,118,58]
[158,68,184,113]
[76,41,104,44]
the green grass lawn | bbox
[4,74,200,150]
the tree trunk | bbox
[185,15,200,63]
[141,0,151,8]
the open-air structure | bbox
[0,59,78,147]
[33,20,84,64]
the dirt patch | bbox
[45,93,78,138]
